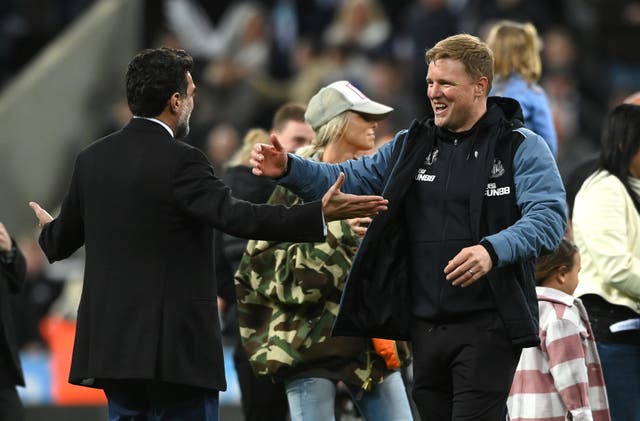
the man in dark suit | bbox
[27,47,387,421]
[0,222,26,421]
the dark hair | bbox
[598,104,640,213]
[272,102,306,131]
[534,237,578,285]
[125,47,193,117]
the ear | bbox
[556,267,567,285]
[475,77,489,97]
[168,92,182,114]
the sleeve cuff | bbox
[0,243,16,264]
[276,154,294,180]
[321,210,327,237]
[480,239,498,267]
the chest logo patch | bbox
[424,148,439,166]
[415,168,436,182]
[489,159,505,178]
[485,182,511,197]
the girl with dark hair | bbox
[572,103,640,420]
[508,237,611,420]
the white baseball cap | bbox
[304,80,393,130]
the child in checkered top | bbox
[507,237,611,421]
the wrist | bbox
[277,154,292,179]
[479,239,498,267]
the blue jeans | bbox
[284,371,413,421]
[103,379,219,421]
[597,342,640,421]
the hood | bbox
[487,96,524,126]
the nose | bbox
[428,83,441,99]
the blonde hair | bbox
[225,128,270,168]
[486,21,542,84]
[426,34,494,95]
[313,111,351,148]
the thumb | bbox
[29,201,41,213]
[270,133,284,152]
[29,201,52,225]
[330,172,345,192]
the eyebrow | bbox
[427,78,455,85]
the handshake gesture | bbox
[252,134,388,221]
[321,173,387,221]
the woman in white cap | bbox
[234,81,414,421]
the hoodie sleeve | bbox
[278,132,400,201]
[483,128,567,265]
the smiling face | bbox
[427,58,488,132]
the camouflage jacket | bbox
[234,149,397,388]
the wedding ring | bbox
[468,269,475,275]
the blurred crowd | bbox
[2,0,640,180]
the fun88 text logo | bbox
[485,182,511,197]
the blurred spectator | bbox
[598,0,640,101]
[164,0,272,136]
[572,103,640,421]
[269,102,316,153]
[250,36,374,111]
[459,0,558,35]
[364,56,420,137]
[541,27,601,169]
[400,0,459,115]
[0,222,27,420]
[486,20,558,156]
[10,234,63,351]
[164,0,269,71]
[563,91,640,238]
[202,123,241,174]
[323,0,391,56]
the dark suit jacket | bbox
[38,118,325,391]
[0,242,26,388]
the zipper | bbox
[355,349,375,400]
[381,129,411,197]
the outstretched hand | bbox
[322,173,388,221]
[28,202,53,228]
[251,133,288,177]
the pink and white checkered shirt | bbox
[507,287,611,421]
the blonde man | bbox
[252,34,567,420]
